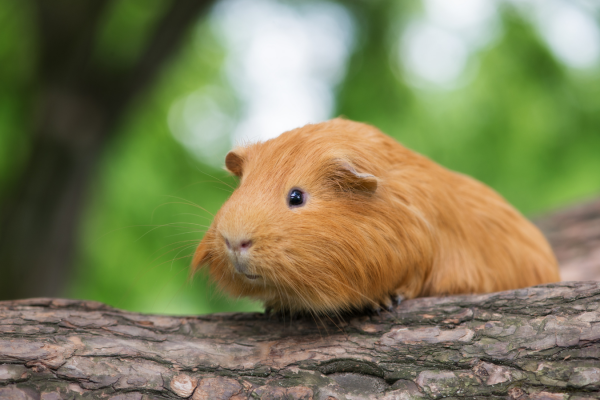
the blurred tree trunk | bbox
[0,0,215,300]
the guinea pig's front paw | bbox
[366,294,405,316]
[393,293,405,306]
[365,297,394,316]
[263,302,304,321]
[263,303,282,320]
[392,288,407,306]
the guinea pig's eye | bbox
[288,189,305,208]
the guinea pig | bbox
[192,118,560,315]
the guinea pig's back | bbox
[306,119,560,296]
[387,152,560,296]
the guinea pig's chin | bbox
[228,258,262,281]
[232,271,263,283]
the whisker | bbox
[152,196,216,219]
[152,262,196,313]
[178,179,234,194]
[117,244,196,307]
[129,222,207,244]
[195,168,236,191]
[149,239,202,257]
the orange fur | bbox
[192,119,560,315]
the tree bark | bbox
[535,198,600,282]
[0,0,215,300]
[1,281,599,399]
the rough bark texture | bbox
[1,282,600,399]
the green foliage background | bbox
[1,0,599,314]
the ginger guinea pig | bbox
[192,118,560,315]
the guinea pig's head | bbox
[192,120,406,315]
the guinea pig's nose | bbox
[224,237,253,253]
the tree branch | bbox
[1,282,599,399]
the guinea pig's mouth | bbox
[230,259,260,280]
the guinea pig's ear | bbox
[336,160,378,194]
[225,149,245,177]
